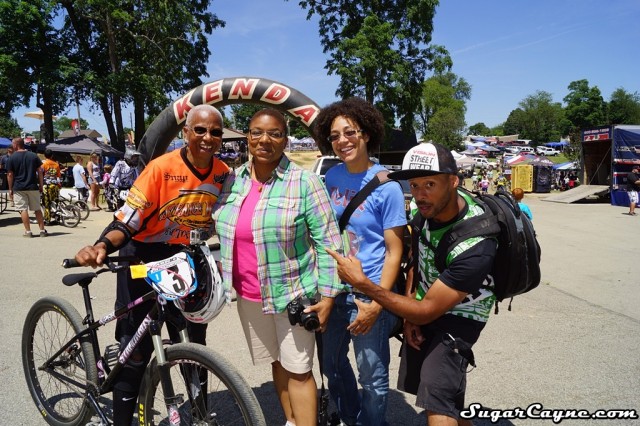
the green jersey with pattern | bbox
[415,190,496,323]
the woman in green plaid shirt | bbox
[212,109,343,426]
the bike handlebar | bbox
[62,258,81,268]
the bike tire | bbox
[60,205,81,228]
[138,342,266,426]
[73,200,90,220]
[22,297,98,426]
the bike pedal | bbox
[103,342,120,368]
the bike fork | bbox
[150,321,183,426]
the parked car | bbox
[310,155,342,182]
[516,146,535,154]
[472,156,491,169]
[536,146,560,156]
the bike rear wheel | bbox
[22,297,98,426]
[138,342,266,426]
[73,199,90,220]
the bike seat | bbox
[62,272,98,287]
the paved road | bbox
[1,191,639,425]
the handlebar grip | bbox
[62,258,81,268]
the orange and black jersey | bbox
[116,148,230,245]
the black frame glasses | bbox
[249,129,286,140]
[186,126,224,138]
[327,129,362,143]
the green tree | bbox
[0,1,75,143]
[295,0,451,136]
[563,79,607,153]
[0,116,21,138]
[416,72,470,135]
[424,107,466,150]
[468,123,491,136]
[608,88,640,125]
[58,0,224,151]
[54,116,90,134]
[503,91,569,145]
[415,72,468,148]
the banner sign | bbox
[138,77,320,164]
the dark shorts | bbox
[397,316,484,419]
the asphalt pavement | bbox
[0,190,639,425]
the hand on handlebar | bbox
[75,244,108,268]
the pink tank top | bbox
[232,180,262,302]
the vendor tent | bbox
[553,161,579,170]
[0,137,11,148]
[46,135,123,157]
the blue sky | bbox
[13,0,640,139]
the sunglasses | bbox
[327,129,362,143]
[187,126,224,138]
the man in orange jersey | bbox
[74,104,230,425]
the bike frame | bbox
[38,272,192,425]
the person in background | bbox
[110,149,141,208]
[73,104,230,425]
[213,108,343,426]
[326,142,498,426]
[625,166,640,216]
[0,146,13,170]
[86,151,102,210]
[6,138,47,237]
[1,146,15,205]
[100,164,116,211]
[41,149,62,224]
[72,155,89,201]
[512,187,533,220]
[313,97,407,426]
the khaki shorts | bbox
[14,190,42,212]
[236,297,315,374]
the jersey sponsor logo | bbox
[163,172,187,183]
[158,190,215,229]
[126,186,153,210]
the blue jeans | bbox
[322,292,394,426]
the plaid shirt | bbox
[213,155,343,314]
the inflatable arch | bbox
[138,76,322,165]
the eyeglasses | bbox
[327,129,362,143]
[186,126,224,138]
[249,129,285,140]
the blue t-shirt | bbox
[325,163,407,285]
[518,201,533,220]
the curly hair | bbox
[313,97,385,155]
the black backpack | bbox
[413,188,541,312]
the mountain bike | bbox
[22,243,266,426]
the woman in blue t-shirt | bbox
[313,97,407,426]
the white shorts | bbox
[629,191,639,204]
[236,297,315,374]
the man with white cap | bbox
[327,141,498,426]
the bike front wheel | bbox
[22,297,98,426]
[59,204,82,228]
[138,342,266,426]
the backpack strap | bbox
[410,213,425,294]
[422,188,502,274]
[338,170,394,232]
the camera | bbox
[287,297,320,331]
